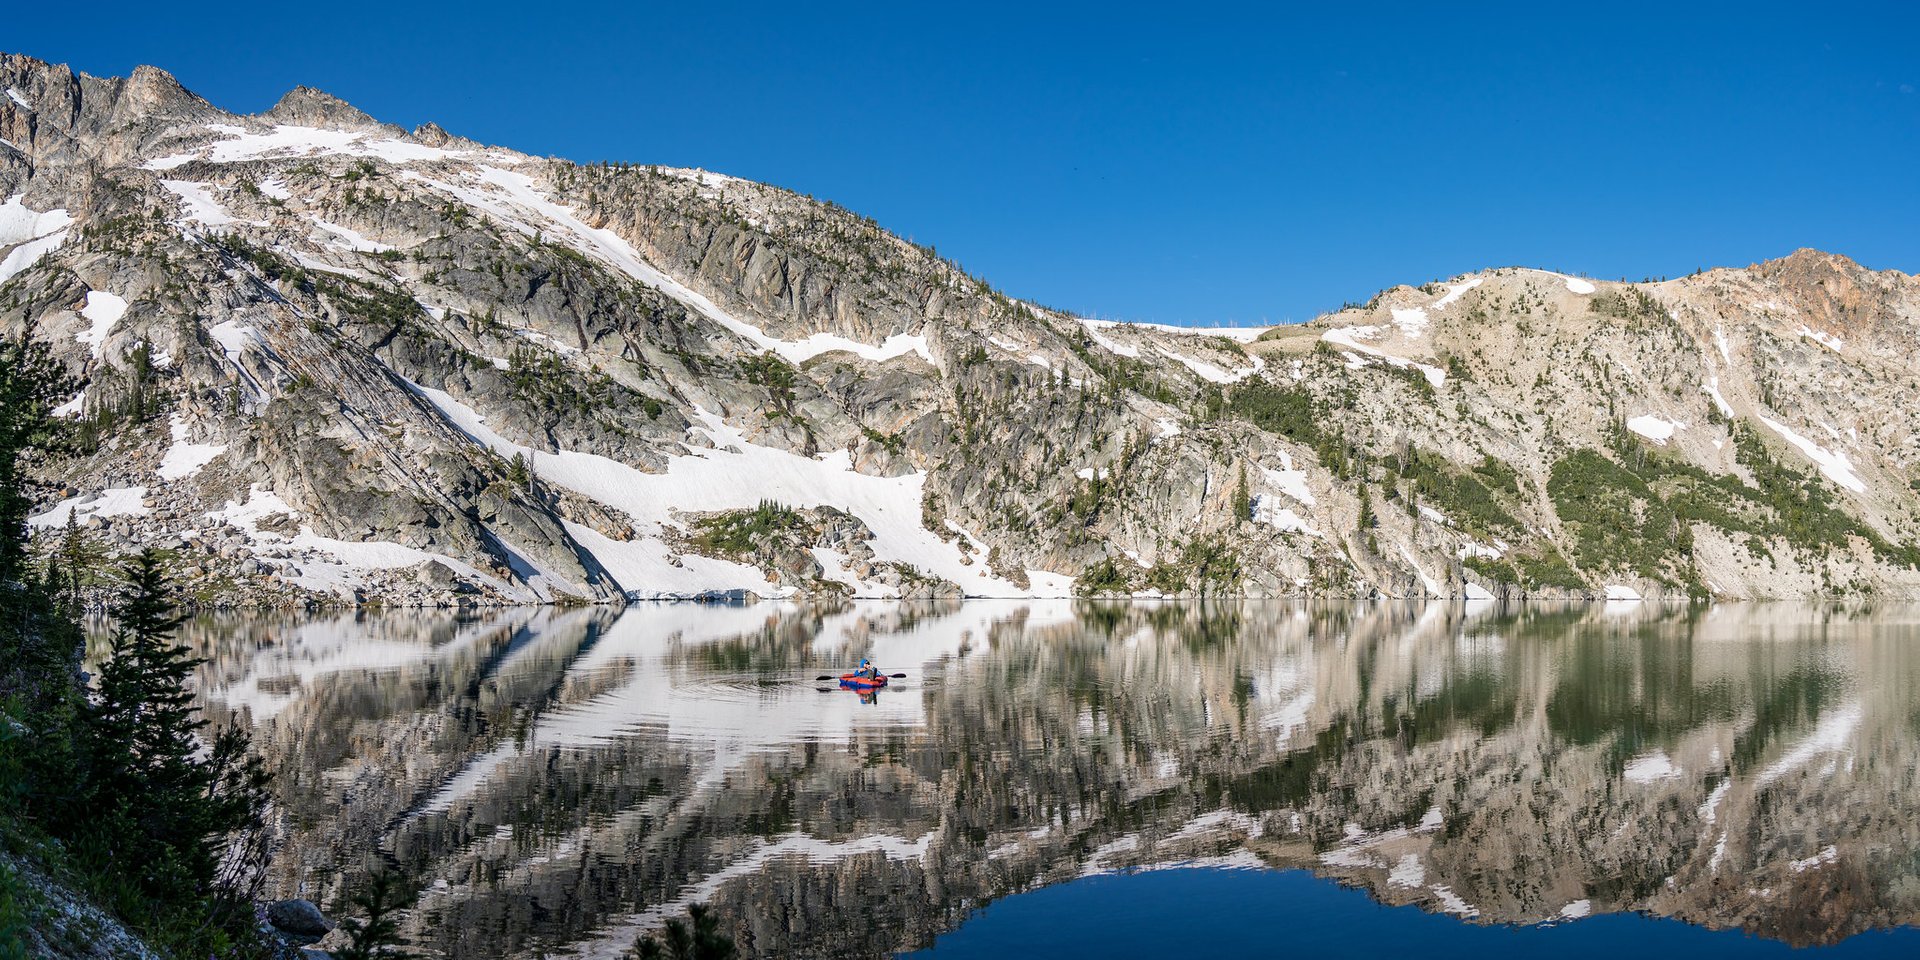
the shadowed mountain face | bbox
[7,53,1920,604]
[158,601,1920,957]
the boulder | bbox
[267,898,334,938]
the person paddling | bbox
[855,658,880,680]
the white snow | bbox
[1626,415,1685,445]
[1699,780,1731,826]
[1714,326,1732,365]
[407,165,932,367]
[205,486,530,600]
[1623,750,1682,784]
[29,486,150,528]
[1430,885,1480,918]
[406,380,1066,598]
[1789,846,1838,873]
[1388,854,1426,888]
[1797,326,1844,352]
[208,320,263,363]
[258,178,293,200]
[1756,702,1862,787]
[1159,346,1263,384]
[144,123,464,171]
[1604,584,1642,601]
[5,88,30,111]
[1559,900,1593,920]
[1390,307,1430,337]
[312,218,394,253]
[1078,317,1269,343]
[1756,415,1866,493]
[1074,467,1111,481]
[1262,465,1315,506]
[1417,807,1445,832]
[1702,378,1733,418]
[0,195,74,284]
[156,414,228,481]
[52,391,84,417]
[1320,327,1447,388]
[76,291,128,358]
[1079,320,1141,358]
[160,179,244,226]
[1419,504,1452,526]
[1526,269,1596,295]
[1254,497,1319,536]
[1431,276,1484,309]
[1463,582,1496,601]
[1153,417,1182,439]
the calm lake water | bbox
[152,602,1920,958]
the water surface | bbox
[165,601,1920,957]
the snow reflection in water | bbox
[156,601,1920,958]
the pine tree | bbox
[335,871,417,960]
[1233,465,1252,523]
[631,904,736,960]
[83,551,274,941]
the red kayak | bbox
[838,673,888,690]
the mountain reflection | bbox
[168,601,1920,957]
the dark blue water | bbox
[904,868,1920,959]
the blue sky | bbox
[8,2,1917,324]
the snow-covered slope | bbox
[5,52,1919,603]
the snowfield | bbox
[405,378,1070,598]
[1626,415,1684,445]
[1758,415,1867,493]
[0,194,73,284]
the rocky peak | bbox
[410,121,485,151]
[264,85,388,131]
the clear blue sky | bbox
[8,1,1918,324]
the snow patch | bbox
[1789,846,1838,873]
[1757,702,1861,787]
[156,414,228,481]
[1604,584,1642,601]
[76,291,128,358]
[406,381,1066,598]
[29,487,150,528]
[1757,415,1866,493]
[1623,750,1682,784]
[1321,327,1446,388]
[1702,378,1733,418]
[160,180,245,227]
[0,195,74,284]
[312,218,394,253]
[1626,415,1685,445]
[1262,465,1314,506]
[1797,326,1843,352]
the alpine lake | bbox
[129,601,1920,958]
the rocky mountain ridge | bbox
[4,53,1919,603]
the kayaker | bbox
[856,658,879,680]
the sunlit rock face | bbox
[11,52,1920,605]
[156,601,1920,957]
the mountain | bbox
[4,53,1918,604]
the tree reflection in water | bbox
[158,601,1920,958]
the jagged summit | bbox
[3,54,1919,605]
[263,84,389,131]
